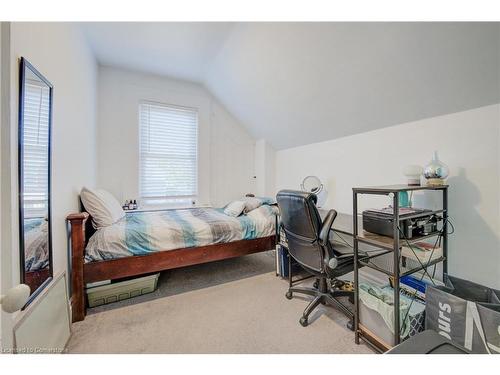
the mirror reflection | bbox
[19,58,53,300]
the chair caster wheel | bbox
[347,320,354,331]
[285,291,293,300]
[299,317,308,327]
[313,280,319,289]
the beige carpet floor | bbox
[66,251,373,354]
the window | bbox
[139,102,198,206]
[23,81,50,217]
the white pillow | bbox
[80,187,125,228]
[223,200,246,217]
[242,197,263,213]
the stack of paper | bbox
[401,242,442,263]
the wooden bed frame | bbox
[67,211,276,323]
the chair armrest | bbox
[319,209,337,245]
[336,253,355,258]
[328,249,353,270]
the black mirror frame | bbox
[18,57,54,307]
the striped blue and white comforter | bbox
[85,205,278,263]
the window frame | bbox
[22,79,51,218]
[138,100,199,208]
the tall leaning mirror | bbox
[18,57,53,305]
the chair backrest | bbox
[276,190,324,273]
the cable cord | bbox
[397,216,454,337]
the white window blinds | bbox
[139,102,198,204]
[23,82,50,217]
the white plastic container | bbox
[86,273,160,307]
[359,284,425,347]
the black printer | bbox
[362,207,440,239]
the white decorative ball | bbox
[403,165,423,186]
[1,284,30,313]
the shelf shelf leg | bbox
[393,192,400,346]
[353,191,360,345]
[443,188,448,276]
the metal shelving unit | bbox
[352,184,449,352]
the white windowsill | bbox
[125,203,213,213]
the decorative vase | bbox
[398,191,410,207]
[424,151,449,186]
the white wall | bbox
[97,66,256,208]
[210,99,256,206]
[1,22,97,348]
[0,21,7,348]
[255,139,276,197]
[276,104,500,288]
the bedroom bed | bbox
[67,201,277,322]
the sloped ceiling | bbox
[82,22,500,150]
[83,22,235,82]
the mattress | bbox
[85,205,278,262]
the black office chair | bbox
[277,189,358,328]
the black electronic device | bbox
[362,207,440,239]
